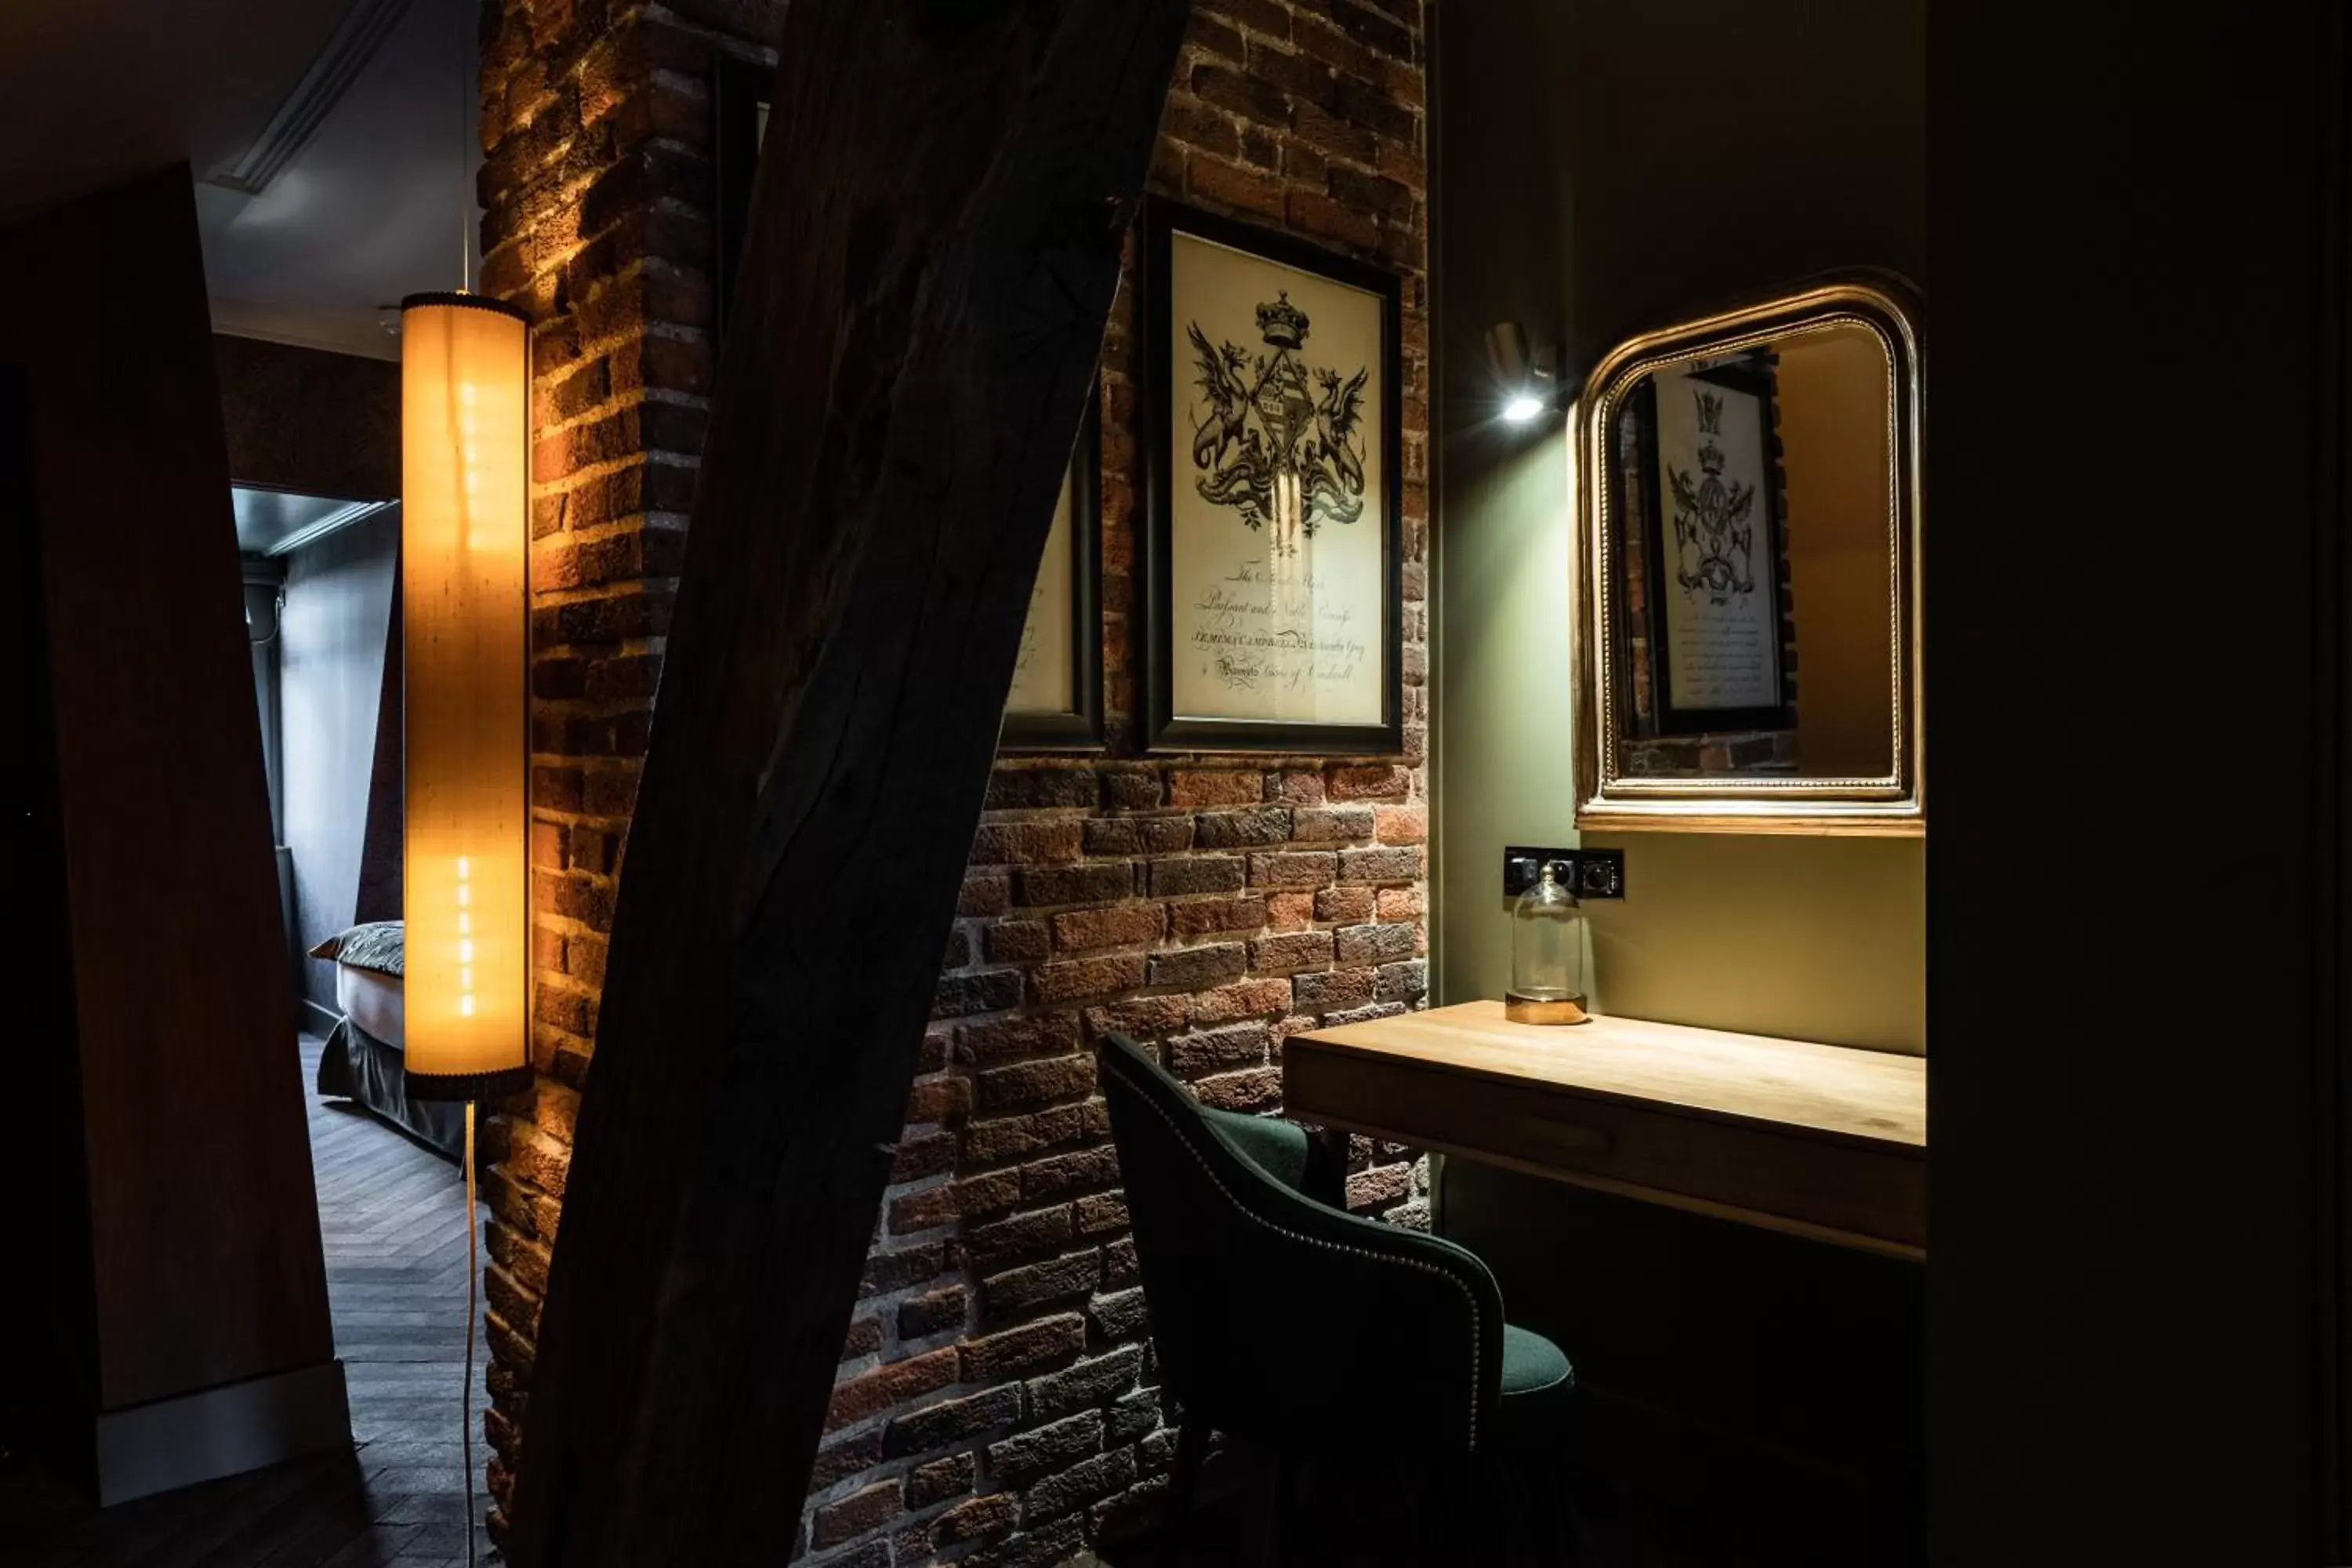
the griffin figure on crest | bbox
[1187,290,1369,553]
[1665,386,1758,606]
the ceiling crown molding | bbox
[205,0,417,196]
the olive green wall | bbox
[1777,330,1898,779]
[1432,0,1926,1054]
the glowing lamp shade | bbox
[401,292,533,1103]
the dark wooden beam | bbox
[502,4,1191,1563]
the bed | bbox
[308,921,465,1161]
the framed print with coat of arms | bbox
[1141,199,1403,753]
[1000,390,1105,749]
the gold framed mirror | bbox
[1573,275,1922,835]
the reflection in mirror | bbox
[1574,278,1920,835]
[1612,325,1893,782]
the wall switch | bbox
[1501,846,1622,899]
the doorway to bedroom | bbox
[237,468,492,1557]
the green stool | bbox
[1098,1033,1577,1561]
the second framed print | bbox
[1000,392,1105,749]
[1142,200,1403,753]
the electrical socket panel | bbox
[1501,846,1624,900]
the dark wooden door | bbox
[0,166,336,1479]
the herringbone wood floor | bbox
[1,1034,494,1567]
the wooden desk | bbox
[1284,1000,1926,1259]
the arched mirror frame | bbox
[1571,275,1924,836]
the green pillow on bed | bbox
[308,920,405,976]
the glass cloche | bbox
[1506,861,1589,1025]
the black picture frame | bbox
[1139,198,1404,755]
[1000,390,1106,750]
[713,54,771,338]
[1632,361,1796,736]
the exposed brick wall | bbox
[472,0,756,1530]
[474,2,1430,1562]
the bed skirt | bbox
[314,1014,466,1162]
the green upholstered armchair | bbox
[1098,1031,1574,1549]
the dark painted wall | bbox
[244,570,285,839]
[354,569,404,927]
[1927,1,2342,1559]
[1561,4,1922,361]
[1439,0,2343,1558]
[214,334,398,501]
[1435,0,1922,379]
[280,506,400,1013]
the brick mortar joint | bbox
[535,516,691,552]
[534,386,713,443]
[526,804,638,826]
[527,575,680,608]
[485,162,604,231]
[534,648,673,677]
[526,460,678,503]
[534,968,606,995]
[527,913,616,943]
[530,448,702,501]
[509,194,716,281]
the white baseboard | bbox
[93,1359,350,1505]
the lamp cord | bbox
[456,0,470,296]
[463,1099,480,1568]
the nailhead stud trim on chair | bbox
[1099,1047,1490,1450]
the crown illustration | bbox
[1694,389,1725,434]
[1697,439,1726,475]
[1257,292,1309,350]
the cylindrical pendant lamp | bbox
[400,291,533,1103]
